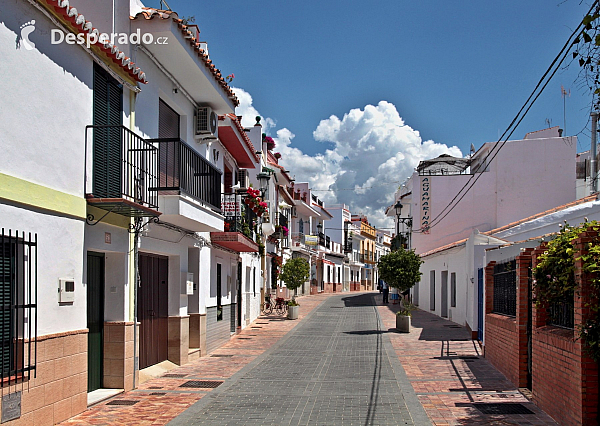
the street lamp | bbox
[394,200,413,249]
[317,222,323,235]
[257,172,270,197]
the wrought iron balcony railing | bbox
[86,125,159,216]
[149,138,222,211]
[222,193,257,240]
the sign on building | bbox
[221,194,241,217]
[421,177,431,233]
[305,235,318,246]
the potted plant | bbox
[279,258,310,320]
[377,247,423,332]
[395,302,414,333]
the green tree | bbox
[280,258,310,302]
[377,248,423,292]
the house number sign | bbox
[2,392,21,423]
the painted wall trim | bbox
[0,173,86,219]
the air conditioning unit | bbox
[195,106,218,140]
[291,206,297,218]
[238,169,249,189]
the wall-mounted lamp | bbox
[172,88,178,94]
[212,149,220,161]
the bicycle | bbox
[274,297,288,316]
[261,294,274,315]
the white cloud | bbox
[232,87,276,132]
[236,93,462,229]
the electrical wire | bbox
[413,2,596,234]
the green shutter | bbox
[93,65,123,198]
[0,241,14,376]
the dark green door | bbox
[87,252,105,392]
[93,64,123,198]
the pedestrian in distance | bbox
[380,279,389,304]
[390,286,399,304]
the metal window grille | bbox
[549,296,574,329]
[492,260,516,317]
[0,229,37,386]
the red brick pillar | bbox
[531,244,548,328]
[516,248,534,387]
[572,231,599,424]
[484,261,496,317]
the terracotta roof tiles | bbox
[44,0,148,84]
[130,8,238,106]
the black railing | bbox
[222,193,256,239]
[492,260,516,317]
[549,297,574,329]
[87,125,159,210]
[0,229,37,386]
[318,232,326,247]
[150,138,222,211]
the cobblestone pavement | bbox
[376,295,558,426]
[170,292,429,426]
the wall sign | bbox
[421,177,431,233]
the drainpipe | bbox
[129,89,140,389]
[591,111,598,194]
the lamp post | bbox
[257,172,270,198]
[394,200,413,249]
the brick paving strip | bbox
[377,298,559,426]
[61,293,331,426]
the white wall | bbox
[0,204,86,335]
[412,136,576,254]
[0,2,93,197]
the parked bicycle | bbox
[261,294,274,315]
[274,297,288,315]
[261,294,288,316]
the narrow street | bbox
[64,293,558,426]
[171,293,428,426]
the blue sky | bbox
[157,0,593,153]
[149,0,594,226]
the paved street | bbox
[63,292,558,426]
[171,293,429,426]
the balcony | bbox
[149,138,223,232]
[360,252,376,264]
[211,193,258,252]
[86,125,159,217]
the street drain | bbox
[148,386,163,389]
[238,337,252,340]
[179,380,223,388]
[106,400,139,406]
[455,403,534,415]
[256,322,268,324]
[211,354,234,357]
[149,392,166,396]
[163,374,187,378]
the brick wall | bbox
[485,236,600,426]
[484,252,532,388]
[4,329,88,425]
[530,233,599,426]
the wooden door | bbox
[87,252,105,392]
[138,253,169,369]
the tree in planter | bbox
[279,258,310,305]
[377,248,423,294]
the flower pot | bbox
[287,305,299,320]
[396,315,410,333]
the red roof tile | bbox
[130,8,239,106]
[44,0,148,84]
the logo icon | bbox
[19,20,36,51]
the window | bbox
[338,267,341,283]
[430,270,436,311]
[0,229,37,384]
[216,264,222,321]
[450,273,456,307]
